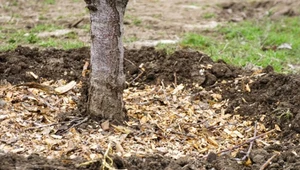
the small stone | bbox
[207,152,217,163]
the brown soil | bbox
[1,46,299,170]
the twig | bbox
[235,121,258,163]
[206,122,238,131]
[124,57,136,66]
[124,58,145,84]
[70,116,89,128]
[217,129,275,155]
[161,81,170,106]
[259,152,280,170]
[27,89,54,109]
[25,165,68,170]
[55,116,90,135]
[15,82,56,94]
[198,55,204,63]
[246,121,257,157]
[170,130,196,138]
[130,69,144,84]
[218,42,229,54]
[25,122,61,131]
[173,72,177,87]
[71,18,84,28]
[101,142,114,170]
[82,61,89,77]
[78,160,99,167]
[25,117,85,131]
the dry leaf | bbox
[11,148,25,153]
[275,124,281,131]
[112,125,131,134]
[207,137,219,147]
[172,84,184,94]
[245,84,251,92]
[115,141,124,154]
[211,94,222,101]
[55,81,77,94]
[101,120,110,131]
[140,116,148,124]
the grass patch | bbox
[39,38,85,50]
[125,15,142,26]
[0,24,85,51]
[180,33,213,50]
[156,43,178,55]
[124,36,138,43]
[30,24,64,33]
[44,0,56,5]
[203,13,215,19]
[176,17,300,73]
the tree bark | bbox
[85,0,128,122]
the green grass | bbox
[133,18,142,26]
[39,38,85,50]
[203,13,215,19]
[124,36,138,43]
[174,17,300,73]
[0,24,86,51]
[30,24,64,33]
[125,15,142,26]
[156,43,178,55]
[44,0,56,5]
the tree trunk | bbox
[85,0,128,123]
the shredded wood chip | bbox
[0,78,279,160]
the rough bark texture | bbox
[85,0,128,122]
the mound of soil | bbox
[0,46,89,83]
[0,46,299,169]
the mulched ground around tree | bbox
[0,46,299,170]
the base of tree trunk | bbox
[88,77,126,123]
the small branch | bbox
[70,116,89,128]
[25,165,68,170]
[246,121,257,156]
[218,42,229,54]
[15,82,56,94]
[235,121,258,163]
[130,70,144,84]
[124,57,136,66]
[124,58,145,84]
[217,129,275,155]
[206,122,238,131]
[60,116,89,134]
[161,81,170,106]
[170,130,196,138]
[173,72,177,87]
[82,61,89,77]
[101,142,114,170]
[27,90,54,109]
[25,122,60,131]
[259,152,280,170]
[71,18,84,28]
[25,117,85,131]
